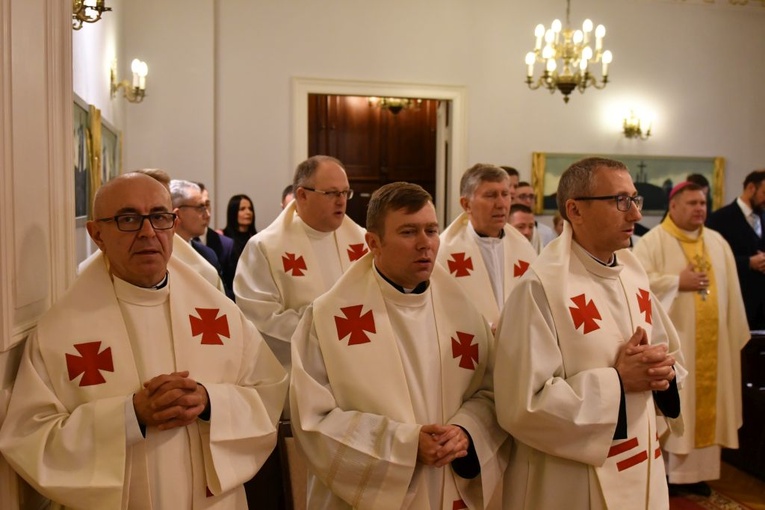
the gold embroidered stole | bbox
[661,217,719,447]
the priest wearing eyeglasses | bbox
[494,157,686,510]
[0,172,288,509]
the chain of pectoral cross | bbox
[692,243,711,301]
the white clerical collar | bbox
[467,221,504,244]
[113,273,169,306]
[297,215,334,240]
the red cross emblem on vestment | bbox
[451,331,479,370]
[607,437,649,472]
[514,259,530,277]
[189,308,230,345]
[453,499,468,510]
[447,252,473,277]
[636,288,652,325]
[66,341,114,387]
[335,305,376,345]
[347,243,368,261]
[282,252,307,276]
[569,293,602,334]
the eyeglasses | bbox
[573,194,644,212]
[302,187,354,200]
[177,204,210,214]
[95,212,177,232]
[516,193,536,201]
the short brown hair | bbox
[366,182,433,237]
[557,157,628,220]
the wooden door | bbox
[308,94,437,227]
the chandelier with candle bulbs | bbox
[524,0,612,103]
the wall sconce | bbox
[622,109,652,140]
[72,0,111,30]
[110,59,148,103]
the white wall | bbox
[119,0,765,231]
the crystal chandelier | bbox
[524,0,612,103]
[72,0,111,30]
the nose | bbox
[138,216,157,237]
[627,203,642,222]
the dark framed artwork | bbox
[100,116,122,185]
[73,96,91,220]
[531,152,725,215]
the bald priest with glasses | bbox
[0,173,288,510]
[494,158,686,509]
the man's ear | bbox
[565,199,583,225]
[365,231,380,253]
[86,221,106,251]
[459,196,470,213]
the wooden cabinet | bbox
[308,94,437,227]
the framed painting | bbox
[100,116,123,185]
[531,153,725,215]
[73,96,92,222]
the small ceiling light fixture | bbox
[368,97,422,115]
[110,59,148,104]
[525,0,612,103]
[72,0,111,30]
[623,110,653,140]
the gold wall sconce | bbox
[72,0,111,30]
[622,110,653,140]
[110,59,148,103]
[368,97,422,115]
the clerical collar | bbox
[374,265,429,294]
[580,247,617,267]
[152,272,169,290]
[471,223,505,239]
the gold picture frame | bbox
[531,152,725,215]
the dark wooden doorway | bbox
[307,94,438,227]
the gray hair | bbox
[557,157,628,220]
[169,179,201,207]
[293,155,345,190]
[459,164,509,198]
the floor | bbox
[708,462,765,510]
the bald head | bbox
[87,173,176,287]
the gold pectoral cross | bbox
[693,253,711,301]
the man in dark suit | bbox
[707,169,765,330]
[197,182,236,299]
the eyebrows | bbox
[112,205,171,216]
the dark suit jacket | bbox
[707,200,765,329]
[205,228,236,300]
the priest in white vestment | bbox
[633,181,749,496]
[0,173,287,510]
[495,158,686,510]
[514,181,557,253]
[291,182,508,509]
[234,155,367,374]
[438,164,537,330]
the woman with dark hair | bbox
[223,194,257,266]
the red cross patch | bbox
[335,305,376,345]
[453,499,468,510]
[514,259,530,277]
[451,331,479,370]
[66,341,114,387]
[189,308,230,345]
[282,252,307,276]
[608,437,648,472]
[569,293,601,334]
[636,288,652,325]
[447,252,473,277]
[347,243,368,261]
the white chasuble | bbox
[0,253,288,510]
[633,224,748,479]
[234,200,367,370]
[290,253,508,510]
[494,222,685,510]
[438,212,537,326]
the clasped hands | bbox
[417,424,469,468]
[133,370,209,431]
[615,327,675,393]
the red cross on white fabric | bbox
[282,252,307,276]
[569,293,602,334]
[189,308,230,345]
[66,341,114,387]
[335,305,376,345]
[451,331,479,370]
[347,243,368,261]
[514,259,530,277]
[447,252,473,277]
[636,288,652,325]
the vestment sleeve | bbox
[632,233,680,312]
[0,332,130,510]
[289,306,421,510]
[234,238,303,346]
[198,316,288,494]
[494,274,622,467]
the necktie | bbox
[752,213,762,238]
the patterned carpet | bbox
[670,491,752,510]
